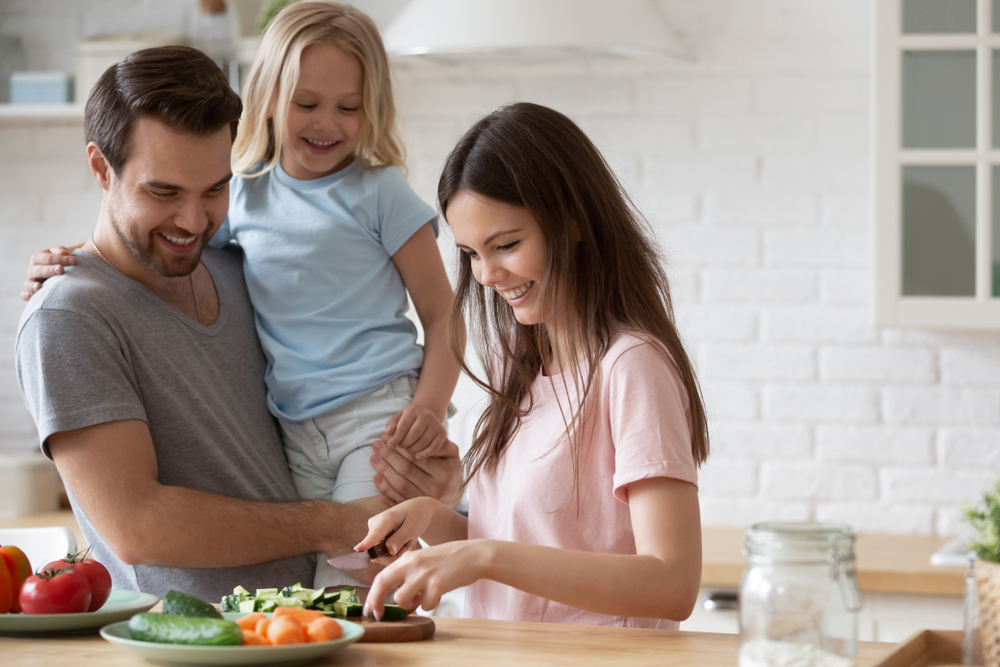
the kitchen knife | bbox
[326,542,391,570]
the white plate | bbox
[0,589,159,636]
[101,613,365,666]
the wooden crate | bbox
[873,630,978,667]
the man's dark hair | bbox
[85,45,242,174]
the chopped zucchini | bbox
[370,604,408,622]
[333,600,363,617]
[275,596,305,608]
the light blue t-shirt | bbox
[211,159,437,421]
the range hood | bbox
[382,0,688,62]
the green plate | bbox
[101,613,364,666]
[0,589,159,636]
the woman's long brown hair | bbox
[440,103,709,492]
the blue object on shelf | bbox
[10,72,73,104]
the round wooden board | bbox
[355,614,435,643]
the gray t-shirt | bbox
[15,247,314,601]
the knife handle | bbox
[367,542,391,559]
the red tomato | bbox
[19,568,91,614]
[0,557,12,614]
[0,546,32,613]
[44,549,112,612]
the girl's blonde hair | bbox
[232,1,406,178]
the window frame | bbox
[874,0,1000,328]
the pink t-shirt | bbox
[466,332,699,629]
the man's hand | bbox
[371,438,463,508]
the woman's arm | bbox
[386,221,465,460]
[364,477,702,621]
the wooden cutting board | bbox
[354,614,435,642]
[322,585,435,641]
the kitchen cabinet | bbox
[874,0,1000,329]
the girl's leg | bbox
[277,416,340,507]
[312,375,418,589]
[279,404,364,589]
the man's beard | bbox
[108,194,214,278]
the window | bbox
[875,0,1000,327]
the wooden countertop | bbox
[3,617,897,667]
[0,512,966,597]
[702,527,967,596]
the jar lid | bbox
[744,522,855,563]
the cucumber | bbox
[371,604,408,622]
[333,600,363,617]
[275,595,305,608]
[220,582,336,615]
[162,591,223,619]
[128,613,241,645]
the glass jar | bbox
[739,522,863,667]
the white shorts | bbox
[278,375,452,588]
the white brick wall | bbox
[2,0,999,536]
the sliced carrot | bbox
[267,616,306,645]
[236,612,267,631]
[255,617,271,637]
[306,616,343,643]
[241,630,270,646]
[272,606,325,624]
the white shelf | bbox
[0,104,85,125]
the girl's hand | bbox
[363,540,488,620]
[355,497,440,557]
[370,438,463,507]
[382,404,448,459]
[22,245,80,301]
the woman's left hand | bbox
[363,539,490,619]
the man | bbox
[15,46,460,601]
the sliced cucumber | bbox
[333,600,363,617]
[371,604,408,622]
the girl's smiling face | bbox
[448,190,551,327]
[280,42,364,180]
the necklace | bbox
[190,268,202,324]
[91,233,201,323]
[90,233,114,268]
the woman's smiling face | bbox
[447,190,551,327]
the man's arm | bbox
[49,419,416,568]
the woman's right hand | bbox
[21,244,82,301]
[355,497,440,559]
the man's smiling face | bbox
[106,117,232,277]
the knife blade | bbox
[326,542,391,570]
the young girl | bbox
[23,2,460,590]
[356,103,710,628]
